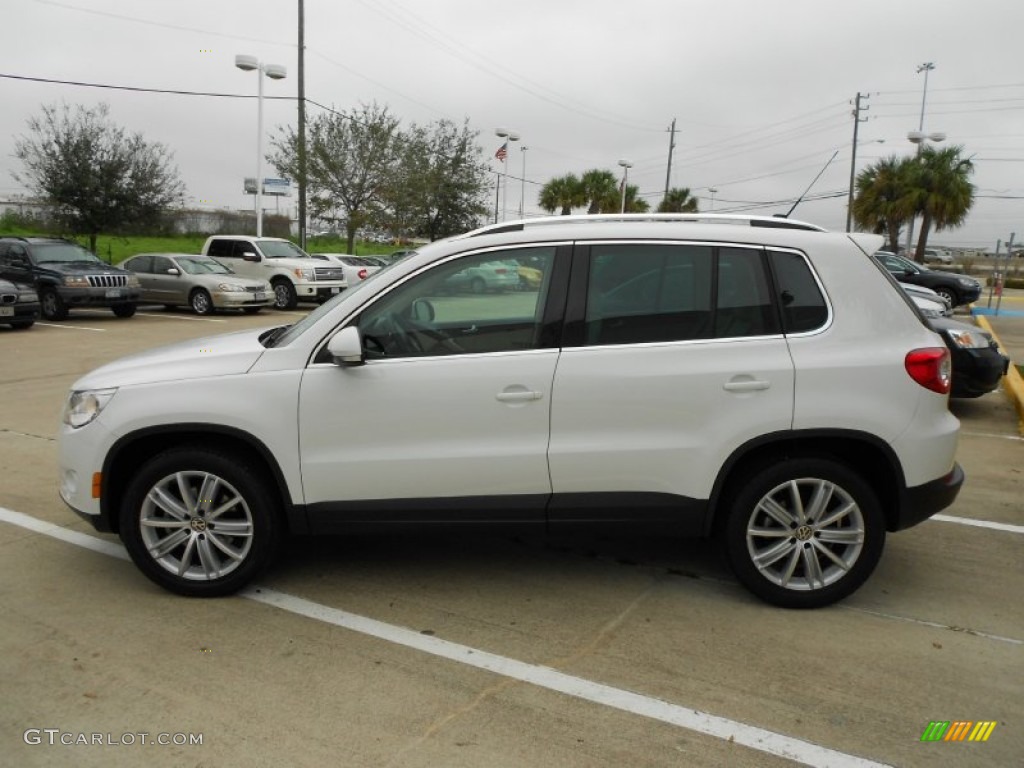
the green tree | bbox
[852,155,915,253]
[657,187,699,213]
[538,174,584,215]
[621,185,650,213]
[907,145,975,262]
[386,119,490,241]
[13,102,184,253]
[270,102,401,254]
[580,169,619,214]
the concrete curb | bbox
[975,314,1024,435]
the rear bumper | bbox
[950,348,1009,398]
[895,462,965,531]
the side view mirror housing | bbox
[326,326,365,366]
[167,268,180,276]
[242,251,261,263]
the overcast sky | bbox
[2,0,1022,249]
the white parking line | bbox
[0,505,889,768]
[35,323,106,332]
[135,312,227,323]
[931,514,1024,535]
[960,430,1024,442]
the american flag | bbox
[494,142,507,162]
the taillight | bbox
[358,269,367,280]
[905,347,951,394]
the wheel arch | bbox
[707,430,905,536]
[100,424,304,535]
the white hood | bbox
[71,327,272,390]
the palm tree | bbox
[908,145,975,262]
[538,174,584,215]
[657,187,699,213]
[852,155,915,253]
[580,169,619,214]
[621,185,650,213]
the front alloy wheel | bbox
[723,458,885,609]
[120,447,281,596]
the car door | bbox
[297,244,569,530]
[124,255,155,301]
[547,242,795,531]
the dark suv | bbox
[0,277,40,329]
[0,237,141,320]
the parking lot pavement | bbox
[974,288,1024,432]
[1,309,1022,767]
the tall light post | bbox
[708,187,718,211]
[236,54,287,237]
[618,159,633,213]
[904,62,942,255]
[519,145,528,219]
[495,128,519,222]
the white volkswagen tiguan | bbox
[58,215,963,608]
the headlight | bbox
[263,282,273,291]
[945,328,989,350]
[918,306,943,318]
[126,275,141,288]
[63,276,90,288]
[957,277,977,287]
[293,268,314,280]
[18,289,36,302]
[63,388,117,429]
[216,283,246,292]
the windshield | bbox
[177,256,232,275]
[259,240,310,259]
[31,243,102,264]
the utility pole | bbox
[846,92,869,232]
[663,118,677,204]
[297,0,307,249]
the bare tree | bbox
[13,102,184,253]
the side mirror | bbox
[167,268,180,276]
[242,251,261,263]
[411,298,435,322]
[326,326,365,366]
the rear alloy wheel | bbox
[190,288,214,315]
[40,288,68,320]
[935,287,958,306]
[723,458,885,609]
[272,279,298,310]
[120,447,282,596]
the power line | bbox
[0,72,292,100]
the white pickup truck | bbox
[201,235,347,309]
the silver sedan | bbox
[122,253,274,315]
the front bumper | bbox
[949,347,1009,398]
[212,290,274,309]
[61,286,141,307]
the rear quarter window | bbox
[768,249,828,333]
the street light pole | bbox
[236,55,286,238]
[709,187,717,212]
[618,159,632,213]
[519,145,528,219]
[495,128,519,223]
[904,62,936,255]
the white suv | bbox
[59,215,963,608]
[201,236,347,309]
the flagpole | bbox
[495,128,519,222]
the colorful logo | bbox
[920,721,997,742]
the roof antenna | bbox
[779,150,840,218]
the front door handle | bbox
[496,389,543,403]
[723,378,770,392]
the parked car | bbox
[0,237,141,320]
[902,283,952,317]
[58,214,963,609]
[0,277,40,329]
[873,251,980,307]
[309,253,383,287]
[928,316,1009,398]
[122,253,273,315]
[922,248,954,265]
[201,236,346,310]
[442,259,521,293]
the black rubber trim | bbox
[897,462,964,530]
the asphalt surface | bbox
[1,303,1021,768]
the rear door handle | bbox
[723,379,770,392]
[496,389,543,403]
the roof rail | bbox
[465,213,826,238]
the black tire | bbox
[112,303,137,318]
[272,279,298,310]
[40,288,68,320]
[119,446,283,597]
[189,288,215,315]
[935,287,958,306]
[721,457,885,609]
[242,306,262,315]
